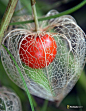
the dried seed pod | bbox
[1,10,86,106]
[0,87,22,111]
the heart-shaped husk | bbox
[1,10,86,106]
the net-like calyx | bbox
[0,87,22,111]
[1,10,86,105]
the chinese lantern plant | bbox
[1,0,86,108]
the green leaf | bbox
[24,65,50,91]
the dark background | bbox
[0,0,86,111]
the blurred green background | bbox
[0,0,86,111]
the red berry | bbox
[19,33,57,69]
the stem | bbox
[0,0,18,46]
[2,44,35,111]
[10,0,86,25]
[41,100,48,111]
[31,0,39,32]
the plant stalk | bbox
[0,0,18,46]
[31,0,39,32]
